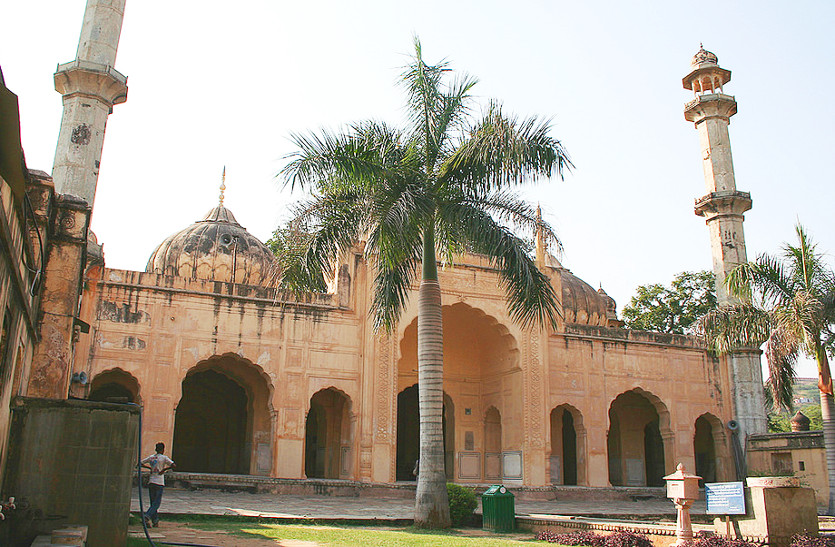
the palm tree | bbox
[698,224,835,513]
[279,38,571,527]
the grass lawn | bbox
[127,515,538,546]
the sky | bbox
[2,1,833,377]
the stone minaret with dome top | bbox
[683,46,767,438]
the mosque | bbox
[0,0,769,524]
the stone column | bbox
[683,46,766,437]
[27,193,91,399]
[52,0,128,211]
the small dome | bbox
[790,411,811,432]
[561,270,609,326]
[691,44,719,68]
[146,204,277,286]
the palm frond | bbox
[440,102,572,192]
[278,191,366,293]
[401,37,448,161]
[281,123,405,191]
[467,190,563,256]
[437,201,561,329]
[764,327,798,412]
[364,178,429,331]
[696,304,772,354]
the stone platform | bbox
[132,475,706,521]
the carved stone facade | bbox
[69,233,735,487]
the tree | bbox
[622,271,715,334]
[698,225,835,513]
[278,38,571,527]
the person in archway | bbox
[141,442,176,527]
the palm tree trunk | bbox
[414,227,451,528]
[820,390,835,515]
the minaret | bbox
[52,0,128,210]
[683,46,767,438]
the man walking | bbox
[141,442,175,527]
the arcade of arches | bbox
[81,264,734,488]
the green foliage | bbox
[266,223,328,293]
[277,38,572,333]
[802,404,823,430]
[446,483,477,527]
[768,403,823,433]
[697,225,835,413]
[767,412,791,433]
[622,271,716,334]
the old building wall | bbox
[76,264,371,480]
[0,175,40,488]
[748,432,829,507]
[76,251,733,489]
[547,325,733,488]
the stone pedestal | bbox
[715,477,818,546]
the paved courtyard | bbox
[132,487,705,520]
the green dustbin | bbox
[481,484,515,531]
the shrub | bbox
[791,533,835,547]
[693,531,758,547]
[446,483,477,527]
[536,530,605,545]
[603,531,653,547]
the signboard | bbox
[705,481,746,515]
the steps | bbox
[30,525,87,546]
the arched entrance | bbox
[305,388,354,479]
[395,384,454,481]
[694,413,723,484]
[607,389,672,486]
[550,404,586,485]
[396,303,520,483]
[88,368,140,403]
[172,353,274,476]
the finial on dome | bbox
[219,166,227,207]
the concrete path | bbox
[132,487,706,520]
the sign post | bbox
[705,481,746,538]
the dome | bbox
[691,44,719,68]
[146,203,277,286]
[560,270,609,326]
[790,411,811,432]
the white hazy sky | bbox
[2,1,833,377]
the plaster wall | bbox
[76,259,733,488]
[748,432,829,507]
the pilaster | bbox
[28,195,91,398]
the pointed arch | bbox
[172,353,275,476]
[88,368,141,404]
[550,403,586,486]
[694,412,729,483]
[304,387,355,479]
[395,302,521,483]
[607,388,673,486]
